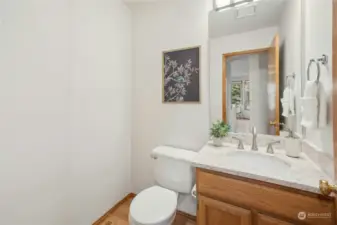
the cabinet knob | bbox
[319,180,337,196]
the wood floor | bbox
[97,196,196,225]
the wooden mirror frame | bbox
[330,0,337,216]
[222,48,270,123]
[222,46,280,135]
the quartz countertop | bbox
[191,142,332,194]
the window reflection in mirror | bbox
[227,52,271,134]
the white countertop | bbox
[192,142,332,194]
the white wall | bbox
[279,0,302,135]
[249,53,269,134]
[0,0,132,224]
[209,26,278,124]
[0,1,71,224]
[301,0,333,156]
[130,0,212,215]
[68,0,132,224]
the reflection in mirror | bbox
[301,0,333,160]
[226,52,276,135]
[208,0,335,177]
[209,0,301,137]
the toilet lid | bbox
[130,186,177,225]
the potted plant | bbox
[210,120,231,147]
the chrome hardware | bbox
[232,136,244,150]
[307,55,328,83]
[251,126,258,151]
[319,180,337,196]
[266,141,280,154]
[286,73,295,87]
[317,54,328,65]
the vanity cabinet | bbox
[256,214,294,225]
[196,168,335,225]
[199,195,252,225]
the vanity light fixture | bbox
[214,0,259,12]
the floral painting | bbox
[163,46,200,103]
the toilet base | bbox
[129,212,176,225]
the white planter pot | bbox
[212,138,223,147]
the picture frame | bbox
[162,46,201,103]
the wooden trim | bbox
[197,168,335,225]
[177,210,196,221]
[198,168,333,200]
[273,35,280,136]
[92,192,196,224]
[333,0,337,185]
[223,48,270,58]
[222,54,227,122]
[92,193,136,225]
[222,48,270,123]
[330,1,337,223]
[268,34,280,136]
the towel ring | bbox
[307,59,320,83]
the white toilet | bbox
[129,146,197,225]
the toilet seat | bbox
[130,185,178,225]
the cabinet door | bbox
[257,214,295,225]
[198,195,252,225]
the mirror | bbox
[208,0,335,165]
[209,0,302,136]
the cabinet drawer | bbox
[197,169,334,225]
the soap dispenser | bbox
[282,124,301,158]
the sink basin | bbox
[223,151,291,178]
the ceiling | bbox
[209,0,286,38]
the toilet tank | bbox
[151,146,197,194]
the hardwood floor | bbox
[97,196,196,225]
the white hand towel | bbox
[317,82,328,128]
[281,87,295,117]
[300,97,318,128]
[300,80,328,129]
[281,98,290,117]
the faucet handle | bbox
[266,140,281,154]
[232,136,244,150]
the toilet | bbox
[129,146,197,225]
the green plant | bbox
[210,120,231,139]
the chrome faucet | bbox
[266,140,281,154]
[251,126,258,151]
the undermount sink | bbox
[223,151,291,177]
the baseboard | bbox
[129,192,196,221]
[92,193,136,225]
[92,192,196,224]
[177,210,197,221]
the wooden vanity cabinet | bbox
[196,168,335,225]
[256,214,294,225]
[199,195,252,225]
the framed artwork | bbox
[162,46,200,103]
